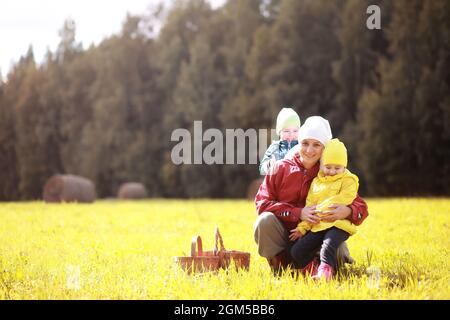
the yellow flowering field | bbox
[0,198,449,299]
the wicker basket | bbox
[175,235,220,274]
[214,228,251,271]
[175,227,250,274]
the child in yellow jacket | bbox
[289,138,359,281]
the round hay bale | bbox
[43,174,96,203]
[246,177,264,200]
[118,182,148,199]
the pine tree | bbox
[356,0,450,195]
[0,70,20,200]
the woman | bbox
[254,116,369,274]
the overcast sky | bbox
[0,0,226,78]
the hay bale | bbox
[246,177,264,200]
[43,174,96,203]
[118,182,148,199]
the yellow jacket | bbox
[297,169,359,236]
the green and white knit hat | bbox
[276,107,301,135]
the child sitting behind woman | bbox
[259,107,300,175]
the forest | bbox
[0,0,449,200]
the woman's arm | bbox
[255,163,302,223]
[319,195,368,225]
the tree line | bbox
[0,0,449,200]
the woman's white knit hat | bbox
[298,116,332,146]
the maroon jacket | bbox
[255,155,369,231]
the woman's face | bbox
[299,139,324,168]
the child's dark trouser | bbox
[290,227,350,270]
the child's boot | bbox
[312,262,334,281]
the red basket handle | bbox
[214,227,226,254]
[191,236,203,257]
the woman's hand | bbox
[300,205,320,224]
[289,229,302,241]
[320,204,351,222]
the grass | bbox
[0,198,449,299]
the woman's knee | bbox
[253,212,289,258]
[254,212,278,232]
